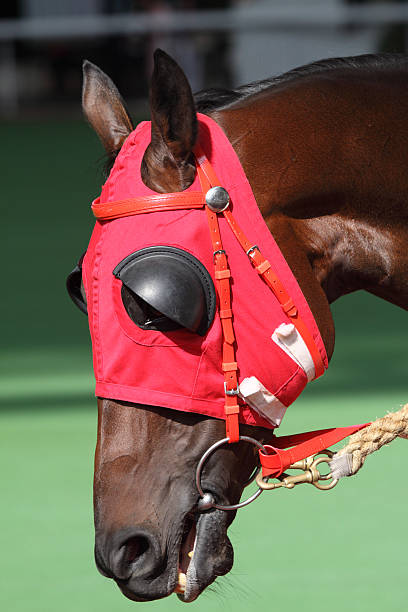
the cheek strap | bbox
[194,143,325,442]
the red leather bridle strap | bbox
[92,192,205,220]
[260,423,370,478]
[194,143,325,379]
[223,209,325,378]
[196,153,240,442]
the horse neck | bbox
[211,76,408,325]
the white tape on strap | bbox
[239,376,287,427]
[272,323,315,381]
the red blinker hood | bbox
[83,114,328,432]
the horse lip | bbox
[117,582,163,602]
[176,508,234,603]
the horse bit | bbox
[195,435,338,512]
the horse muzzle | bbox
[94,505,234,603]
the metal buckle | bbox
[213,249,226,262]
[255,449,339,492]
[224,382,239,396]
[246,245,259,257]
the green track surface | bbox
[2,120,407,611]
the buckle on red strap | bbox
[213,249,226,261]
[246,245,259,257]
[224,382,239,396]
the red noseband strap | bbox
[92,143,326,445]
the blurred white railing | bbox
[1,2,408,116]
[0,3,408,40]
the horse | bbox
[74,50,408,602]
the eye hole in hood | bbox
[113,246,216,336]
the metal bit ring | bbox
[195,436,267,511]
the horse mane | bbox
[194,53,407,113]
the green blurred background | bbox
[1,116,408,612]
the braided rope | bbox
[329,404,408,479]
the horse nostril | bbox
[107,529,161,581]
[122,535,150,565]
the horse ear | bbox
[142,49,197,192]
[82,60,134,159]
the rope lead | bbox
[330,404,408,479]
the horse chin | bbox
[176,509,234,603]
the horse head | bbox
[71,49,408,603]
